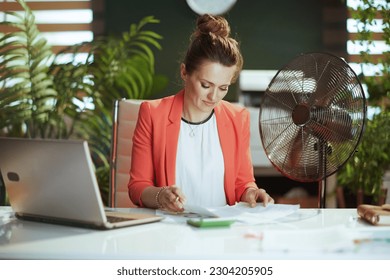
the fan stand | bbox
[317,140,331,208]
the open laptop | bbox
[0,137,163,229]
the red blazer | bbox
[128,90,257,206]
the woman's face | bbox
[181,60,237,117]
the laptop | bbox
[0,137,163,229]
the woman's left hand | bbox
[243,188,274,207]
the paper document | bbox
[261,225,355,253]
[184,203,300,224]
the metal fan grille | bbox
[259,53,366,182]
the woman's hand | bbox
[156,185,186,212]
[242,187,274,207]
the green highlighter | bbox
[187,218,235,228]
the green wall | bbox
[104,0,323,100]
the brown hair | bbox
[183,14,243,83]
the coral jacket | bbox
[128,90,257,206]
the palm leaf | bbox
[0,0,58,138]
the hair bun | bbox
[195,14,230,39]
[184,13,243,83]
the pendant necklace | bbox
[181,110,214,137]
[187,123,200,137]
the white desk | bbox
[0,207,389,260]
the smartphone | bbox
[186,218,235,228]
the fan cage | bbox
[259,52,366,182]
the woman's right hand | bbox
[156,185,186,212]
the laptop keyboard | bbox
[106,215,135,223]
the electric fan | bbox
[259,52,366,208]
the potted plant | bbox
[337,111,390,206]
[336,0,389,207]
[0,0,167,205]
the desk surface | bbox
[0,207,389,260]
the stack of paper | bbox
[176,202,300,225]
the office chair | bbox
[109,99,144,208]
[0,175,5,206]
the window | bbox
[0,0,96,64]
[346,0,389,76]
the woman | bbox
[128,14,274,212]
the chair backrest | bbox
[109,99,144,208]
[0,176,6,206]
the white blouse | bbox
[175,113,226,207]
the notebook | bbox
[0,137,163,229]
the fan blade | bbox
[265,68,310,110]
[305,53,357,108]
[284,129,304,170]
[306,54,333,107]
[308,107,353,142]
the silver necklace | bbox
[181,110,214,137]
[187,122,200,137]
